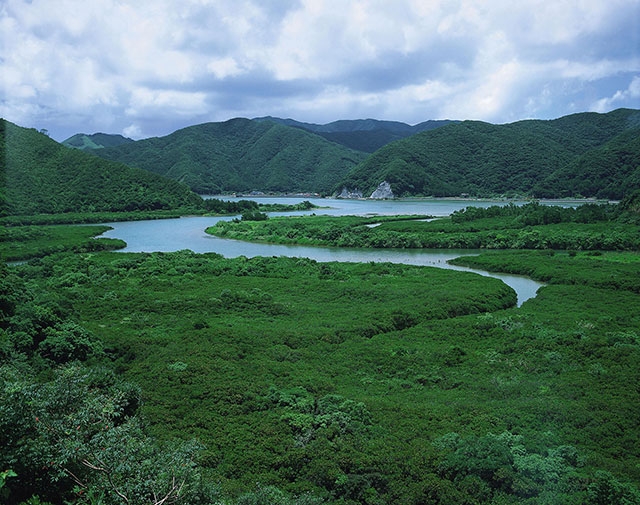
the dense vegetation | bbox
[2,195,639,504]
[536,128,640,198]
[2,230,640,503]
[203,198,317,215]
[18,109,640,200]
[3,107,640,504]
[0,224,126,261]
[337,108,640,199]
[93,119,367,194]
[0,120,204,216]
[207,199,640,251]
[255,117,456,153]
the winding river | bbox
[100,198,546,306]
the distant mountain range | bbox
[336,108,640,199]
[253,117,457,152]
[1,120,202,216]
[81,110,639,200]
[4,108,638,217]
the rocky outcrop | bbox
[337,187,363,199]
[370,181,394,199]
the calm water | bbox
[101,198,545,306]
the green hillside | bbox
[62,132,134,151]
[94,118,368,194]
[337,108,640,199]
[0,119,203,216]
[255,116,456,152]
[536,128,640,199]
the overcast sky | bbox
[2,0,639,141]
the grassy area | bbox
[207,203,640,251]
[2,202,640,504]
[5,248,640,503]
[0,224,126,261]
[450,250,640,292]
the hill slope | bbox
[0,119,203,216]
[337,108,640,199]
[94,118,368,194]
[255,116,456,152]
[536,128,640,199]
[62,132,134,151]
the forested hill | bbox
[254,116,456,152]
[0,119,203,216]
[94,118,368,194]
[536,127,640,199]
[62,132,134,151]
[337,108,640,199]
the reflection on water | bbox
[101,199,545,306]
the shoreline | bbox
[209,193,616,205]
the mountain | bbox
[0,119,203,216]
[254,116,456,152]
[535,128,640,199]
[93,118,368,194]
[336,108,640,199]
[62,132,134,151]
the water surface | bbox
[101,199,545,306]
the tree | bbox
[0,363,213,505]
[38,321,103,363]
[587,471,640,505]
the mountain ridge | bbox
[62,132,134,150]
[92,118,368,194]
[13,108,640,203]
[0,119,202,216]
[254,116,457,152]
[336,108,640,199]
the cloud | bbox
[1,0,638,140]
[122,123,143,140]
[591,75,640,112]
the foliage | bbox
[0,224,125,261]
[204,198,260,214]
[257,200,319,212]
[0,119,204,216]
[450,250,640,293]
[3,251,517,502]
[207,202,640,251]
[62,133,134,151]
[536,128,640,200]
[38,321,103,363]
[0,363,212,505]
[93,118,367,194]
[434,431,584,501]
[0,201,318,229]
[336,108,640,198]
[0,469,17,502]
[257,116,456,153]
[587,471,640,505]
[4,246,640,503]
[3,195,640,503]
[0,210,196,226]
[240,210,268,221]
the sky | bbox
[1,0,639,142]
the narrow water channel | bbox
[101,212,544,306]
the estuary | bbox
[100,198,546,306]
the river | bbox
[100,197,546,306]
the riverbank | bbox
[212,193,615,205]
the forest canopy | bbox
[0,119,204,216]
